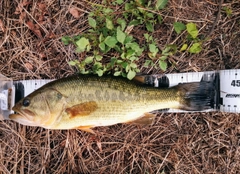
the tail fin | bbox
[177,81,215,111]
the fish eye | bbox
[22,98,30,107]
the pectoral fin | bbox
[126,113,156,125]
[65,101,98,118]
[75,125,95,134]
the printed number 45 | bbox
[231,80,240,87]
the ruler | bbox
[0,69,240,120]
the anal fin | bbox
[75,125,95,134]
[126,113,156,125]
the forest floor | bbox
[0,0,239,173]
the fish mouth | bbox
[9,107,38,126]
[10,106,35,121]
[9,113,38,126]
[9,113,26,121]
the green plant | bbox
[143,33,176,71]
[222,6,232,17]
[62,0,170,79]
[173,22,202,54]
[124,0,164,32]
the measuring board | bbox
[0,69,240,120]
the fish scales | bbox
[38,76,179,129]
[47,75,179,129]
[10,75,215,132]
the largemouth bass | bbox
[9,75,214,133]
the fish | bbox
[9,75,215,133]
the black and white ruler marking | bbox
[0,69,240,119]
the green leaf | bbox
[125,64,130,72]
[135,68,140,73]
[103,8,113,14]
[117,18,127,31]
[80,68,87,74]
[84,56,94,64]
[73,35,81,41]
[116,0,123,4]
[145,34,153,42]
[186,23,198,39]
[148,52,155,59]
[120,62,128,69]
[129,19,141,26]
[126,42,143,56]
[159,60,167,71]
[99,33,104,42]
[95,55,102,61]
[125,35,133,44]
[117,59,123,64]
[144,60,153,67]
[173,22,186,34]
[189,43,202,53]
[104,45,111,53]
[144,33,150,41]
[121,72,127,78]
[102,28,108,37]
[86,44,91,52]
[146,22,154,32]
[106,18,114,30]
[104,36,118,48]
[162,44,177,55]
[156,0,168,10]
[149,44,158,55]
[88,17,96,29]
[99,42,105,51]
[137,0,146,6]
[76,37,90,53]
[93,62,103,70]
[68,60,78,66]
[180,44,188,51]
[96,69,104,76]
[120,52,125,59]
[126,49,135,58]
[130,62,137,68]
[110,57,117,66]
[162,46,171,55]
[168,44,177,54]
[146,12,154,18]
[129,56,138,61]
[125,2,135,11]
[147,1,152,6]
[114,45,121,52]
[116,27,126,44]
[75,47,82,53]
[61,36,71,45]
[157,15,163,23]
[160,55,167,60]
[114,71,122,76]
[127,70,136,80]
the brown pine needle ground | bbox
[0,0,240,173]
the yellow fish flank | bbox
[9,75,214,133]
